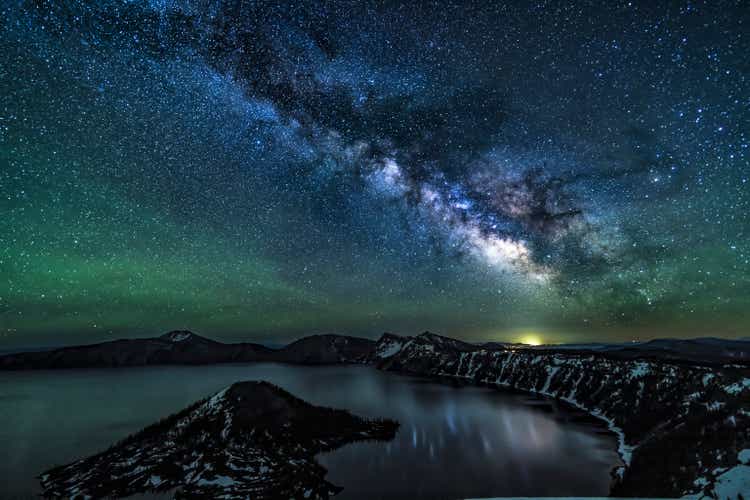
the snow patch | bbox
[629,361,651,379]
[541,366,560,394]
[376,340,404,358]
[712,464,750,500]
[167,332,192,342]
[205,388,229,412]
[705,401,725,411]
[196,475,235,487]
[723,378,750,395]
[693,476,709,487]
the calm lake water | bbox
[0,364,619,499]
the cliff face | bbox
[375,333,750,500]
[40,381,398,499]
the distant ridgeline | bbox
[0,330,376,368]
[2,330,748,499]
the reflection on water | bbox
[0,364,619,499]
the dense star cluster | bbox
[1,0,748,346]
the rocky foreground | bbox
[371,332,750,499]
[40,381,398,499]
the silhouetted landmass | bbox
[5,330,746,370]
[0,331,374,369]
[40,381,398,499]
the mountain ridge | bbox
[2,330,749,370]
[0,330,374,369]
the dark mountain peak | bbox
[223,381,314,427]
[40,381,398,499]
[221,381,394,435]
[159,330,216,344]
[225,380,294,403]
[279,334,376,364]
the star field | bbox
[1,0,748,346]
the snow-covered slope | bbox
[376,332,750,499]
[40,381,398,499]
[369,333,411,360]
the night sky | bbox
[1,0,749,347]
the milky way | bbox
[1,0,748,346]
